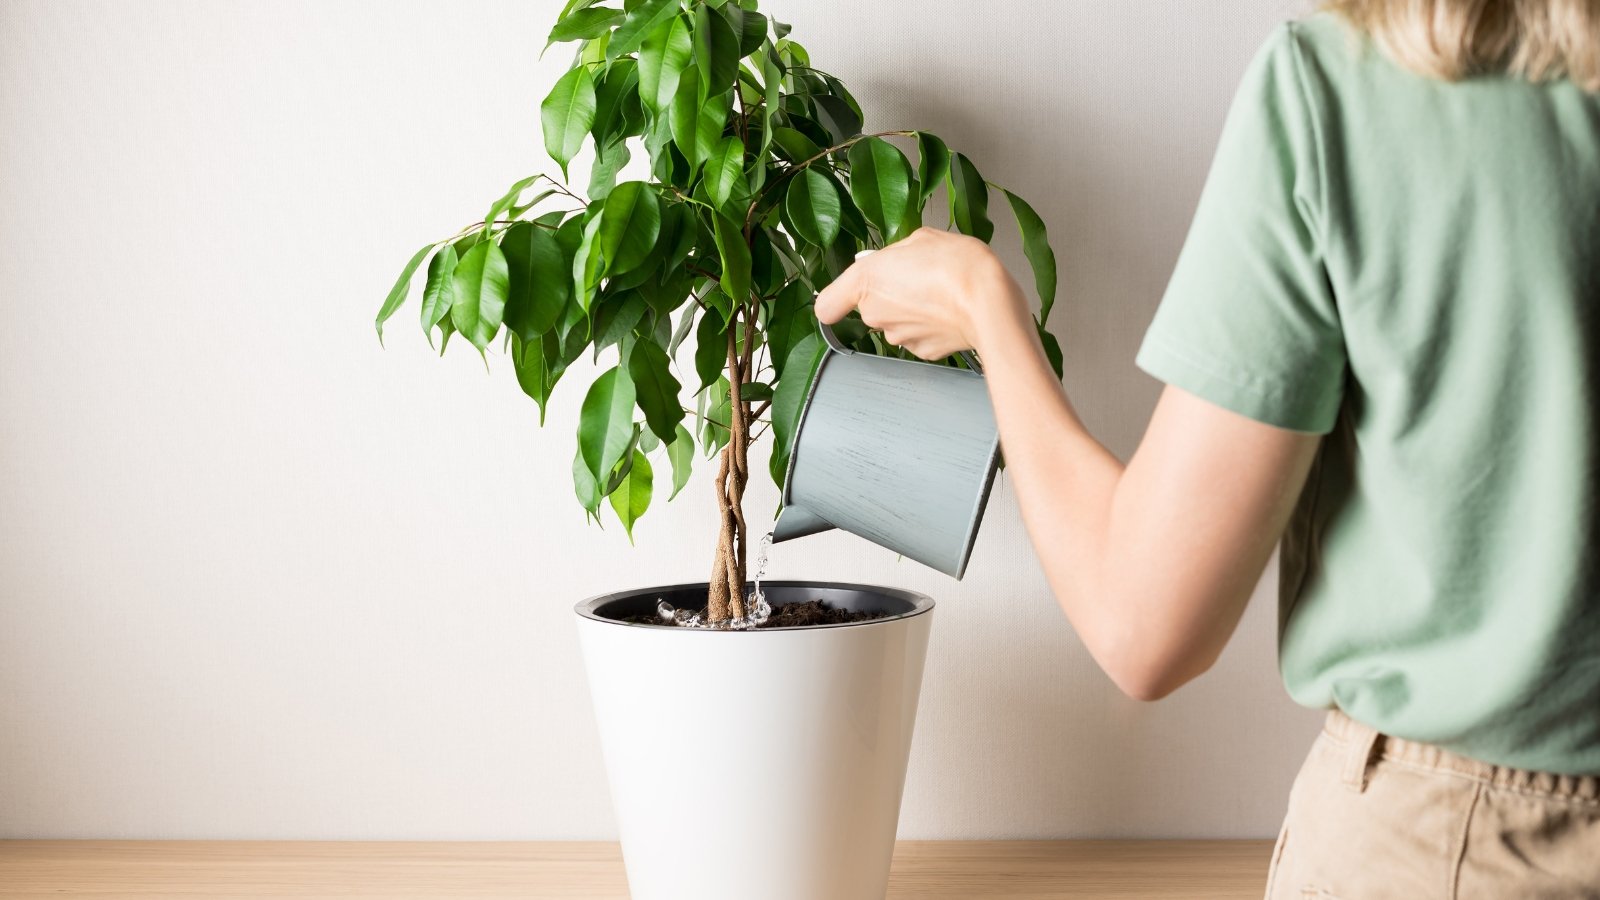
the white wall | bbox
[0,0,1321,840]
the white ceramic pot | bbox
[575,581,934,900]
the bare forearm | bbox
[969,270,1316,699]
[969,281,1137,681]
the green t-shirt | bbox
[1137,14,1600,775]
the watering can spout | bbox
[772,505,835,542]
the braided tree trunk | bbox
[705,303,756,623]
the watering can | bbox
[772,254,1002,579]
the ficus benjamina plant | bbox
[377,0,1061,624]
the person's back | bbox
[1142,11,1600,775]
[1132,8,1600,896]
[1284,14,1600,775]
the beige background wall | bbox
[0,0,1321,840]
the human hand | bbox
[813,227,1031,361]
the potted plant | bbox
[376,1,1058,897]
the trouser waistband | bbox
[1323,709,1600,800]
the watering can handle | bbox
[817,250,985,374]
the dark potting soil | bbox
[764,599,888,627]
[622,598,889,628]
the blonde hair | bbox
[1325,0,1600,91]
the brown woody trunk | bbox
[706,304,753,623]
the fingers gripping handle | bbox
[816,249,984,373]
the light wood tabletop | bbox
[0,840,1272,899]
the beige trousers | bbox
[1265,710,1600,899]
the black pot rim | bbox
[573,580,935,632]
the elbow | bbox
[1111,668,1184,703]
[1101,636,1214,703]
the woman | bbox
[815,2,1600,896]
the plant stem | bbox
[538,174,585,203]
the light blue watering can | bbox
[773,256,1002,579]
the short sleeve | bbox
[1136,23,1346,434]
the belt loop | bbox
[1339,714,1381,793]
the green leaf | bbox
[822,167,870,242]
[665,423,694,499]
[376,244,434,344]
[765,226,811,286]
[557,0,599,22]
[693,4,741,94]
[637,14,691,114]
[769,332,825,486]
[541,65,598,181]
[766,279,813,376]
[693,307,726,392]
[573,444,603,515]
[915,132,949,206]
[608,450,653,542]
[668,305,697,356]
[759,50,782,158]
[545,326,577,382]
[572,211,607,312]
[435,313,456,356]
[711,213,752,303]
[699,376,732,453]
[580,30,612,68]
[659,201,698,273]
[593,289,648,357]
[847,136,915,242]
[722,5,768,57]
[637,426,661,454]
[591,59,642,146]
[599,181,662,276]
[628,338,685,443]
[700,285,732,322]
[483,175,545,227]
[1003,189,1058,325]
[698,95,734,163]
[770,126,821,164]
[588,139,631,203]
[738,382,772,402]
[578,365,637,487]
[785,168,841,247]
[450,241,510,350]
[669,68,725,171]
[501,223,570,342]
[810,94,861,143]
[606,0,679,62]
[1039,325,1064,381]
[511,332,554,424]
[749,226,779,292]
[704,135,745,209]
[946,152,994,242]
[547,5,623,45]
[418,244,458,345]
[641,266,690,316]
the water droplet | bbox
[652,532,777,630]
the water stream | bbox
[654,532,775,629]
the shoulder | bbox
[1233,15,1373,148]
[1281,13,1362,67]
[1269,13,1381,95]
[1245,15,1352,89]
[1227,18,1344,133]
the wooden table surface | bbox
[0,840,1272,899]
